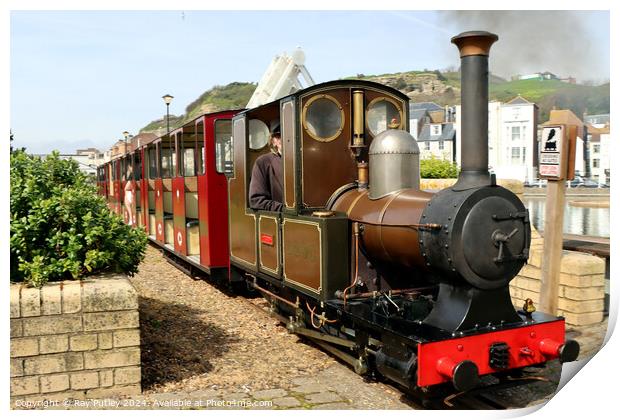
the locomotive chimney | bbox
[451,31,498,190]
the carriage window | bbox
[125,155,133,181]
[148,145,158,179]
[180,130,197,177]
[367,97,402,136]
[196,121,205,175]
[134,151,142,181]
[303,95,344,142]
[121,157,127,181]
[160,135,175,178]
[215,120,233,174]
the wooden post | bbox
[539,179,566,314]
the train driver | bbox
[249,121,284,212]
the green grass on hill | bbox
[490,79,575,103]
[137,70,608,136]
[140,82,255,133]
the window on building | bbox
[424,141,430,151]
[430,124,441,136]
[438,140,444,150]
[510,146,526,165]
[593,158,600,169]
[593,144,601,154]
[511,126,521,142]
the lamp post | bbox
[122,131,130,153]
[162,94,174,134]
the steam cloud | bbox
[441,11,608,83]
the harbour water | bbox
[522,196,610,238]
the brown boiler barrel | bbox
[331,188,434,270]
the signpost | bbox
[539,123,577,314]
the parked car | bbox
[567,176,600,188]
[524,179,547,188]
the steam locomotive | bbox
[97,31,579,397]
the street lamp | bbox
[122,131,130,153]
[162,94,174,134]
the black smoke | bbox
[441,10,609,83]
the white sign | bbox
[539,125,564,178]
[541,154,560,164]
[542,126,562,153]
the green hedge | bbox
[10,151,147,287]
[420,157,459,179]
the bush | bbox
[10,151,147,287]
[420,157,459,179]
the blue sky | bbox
[10,10,610,154]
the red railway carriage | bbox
[106,157,121,215]
[99,110,240,278]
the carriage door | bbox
[155,139,166,243]
[146,143,159,236]
[132,150,143,228]
[173,130,188,255]
[114,159,122,215]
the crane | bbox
[246,47,315,109]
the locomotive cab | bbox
[228,80,410,301]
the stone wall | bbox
[510,229,606,326]
[420,178,524,194]
[10,275,141,402]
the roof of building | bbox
[505,95,533,106]
[428,110,446,123]
[410,102,443,112]
[410,109,429,120]
[584,114,610,124]
[417,122,456,142]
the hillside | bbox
[139,71,608,134]
[139,82,256,134]
[357,71,609,122]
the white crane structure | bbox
[246,47,315,109]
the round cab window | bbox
[303,95,344,142]
[367,98,402,136]
[248,119,270,150]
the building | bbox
[34,148,105,177]
[586,124,610,185]
[517,71,558,81]
[584,113,610,128]
[409,102,457,160]
[455,95,539,182]
[409,102,442,140]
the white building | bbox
[587,124,610,185]
[34,148,105,177]
[409,102,456,160]
[456,96,539,182]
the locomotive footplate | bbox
[325,299,578,390]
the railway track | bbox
[158,243,549,411]
[246,291,521,410]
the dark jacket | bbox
[249,152,283,212]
